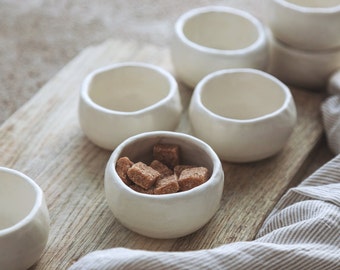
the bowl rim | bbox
[175,6,267,55]
[0,167,44,236]
[273,0,340,13]
[192,68,295,123]
[105,131,223,200]
[80,61,179,116]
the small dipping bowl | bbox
[0,167,50,270]
[104,131,224,239]
[268,32,340,90]
[189,68,297,163]
[171,6,269,88]
[79,62,182,150]
[267,0,340,50]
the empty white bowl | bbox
[267,0,340,50]
[0,167,50,270]
[268,33,340,90]
[79,62,183,150]
[171,6,269,88]
[189,68,297,162]
[104,131,224,239]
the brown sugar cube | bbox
[153,143,180,169]
[154,175,179,195]
[178,167,209,191]
[174,165,194,178]
[115,157,134,185]
[150,160,173,178]
[129,184,154,195]
[127,162,160,189]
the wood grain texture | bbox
[0,40,332,270]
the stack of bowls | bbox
[266,0,340,90]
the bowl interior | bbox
[0,171,37,230]
[284,0,340,8]
[200,71,287,120]
[115,134,215,178]
[182,10,259,50]
[88,65,171,112]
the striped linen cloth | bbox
[69,90,340,270]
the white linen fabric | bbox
[69,94,340,269]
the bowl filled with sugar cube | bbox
[104,131,224,239]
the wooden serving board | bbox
[0,39,329,269]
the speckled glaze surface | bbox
[0,167,50,270]
[104,131,224,239]
[171,6,269,88]
[79,62,183,150]
[189,68,297,163]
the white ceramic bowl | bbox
[171,6,269,88]
[268,33,340,90]
[79,62,183,150]
[0,167,50,270]
[328,70,340,95]
[267,0,340,50]
[104,131,224,239]
[189,68,297,163]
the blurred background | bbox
[0,0,264,124]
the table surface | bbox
[0,39,334,270]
